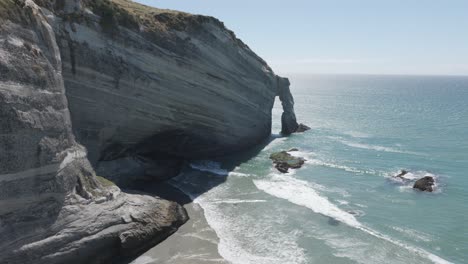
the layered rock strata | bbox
[0,0,302,263]
[0,1,186,263]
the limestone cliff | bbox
[0,0,301,263]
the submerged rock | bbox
[413,176,435,192]
[270,150,305,173]
[394,170,409,179]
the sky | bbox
[134,0,468,76]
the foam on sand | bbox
[194,191,307,264]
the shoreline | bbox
[129,181,227,264]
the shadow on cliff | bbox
[134,133,283,205]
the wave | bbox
[195,194,307,264]
[289,150,380,176]
[210,199,267,204]
[337,139,421,155]
[171,173,307,264]
[391,226,433,242]
[342,130,372,138]
[253,173,451,264]
[190,160,228,176]
[254,174,361,227]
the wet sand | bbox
[129,182,227,264]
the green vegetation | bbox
[0,0,20,21]
[84,0,191,34]
[96,176,116,188]
[85,0,141,33]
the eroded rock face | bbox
[49,0,284,162]
[0,1,186,263]
[0,0,301,262]
[277,77,299,135]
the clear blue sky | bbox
[135,0,468,76]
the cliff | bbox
[0,0,300,263]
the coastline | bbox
[129,181,227,264]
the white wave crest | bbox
[253,174,451,264]
[338,139,421,155]
[190,160,228,176]
[210,199,267,204]
[391,226,433,242]
[253,174,361,227]
[196,194,307,264]
[343,130,372,138]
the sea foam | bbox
[253,173,451,264]
[253,174,361,227]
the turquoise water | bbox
[173,75,468,264]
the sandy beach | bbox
[129,181,227,264]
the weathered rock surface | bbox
[270,150,306,173]
[0,1,186,263]
[413,176,435,192]
[96,156,183,187]
[47,0,296,163]
[277,77,299,135]
[0,0,303,262]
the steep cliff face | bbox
[0,1,186,263]
[0,0,301,263]
[52,0,281,163]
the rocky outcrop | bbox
[0,1,186,263]
[48,0,286,163]
[270,150,306,173]
[276,77,310,134]
[0,0,303,262]
[413,176,435,192]
[277,77,299,134]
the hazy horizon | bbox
[135,0,468,77]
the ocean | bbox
[171,74,468,264]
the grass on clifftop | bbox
[85,0,191,33]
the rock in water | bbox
[270,151,306,173]
[394,170,409,179]
[296,123,311,133]
[277,77,299,135]
[413,176,435,192]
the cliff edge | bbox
[0,0,301,263]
